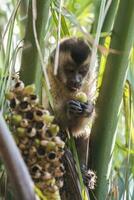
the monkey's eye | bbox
[65,68,74,74]
[79,69,88,76]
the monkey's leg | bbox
[75,137,97,190]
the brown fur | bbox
[45,38,96,137]
[46,68,96,138]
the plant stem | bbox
[89,1,134,199]
[20,0,50,96]
[0,113,36,200]
[100,0,120,45]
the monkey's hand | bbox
[66,100,94,118]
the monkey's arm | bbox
[65,100,94,138]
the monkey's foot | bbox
[81,165,97,190]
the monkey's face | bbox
[51,38,91,92]
[63,61,89,91]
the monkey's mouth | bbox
[67,81,82,92]
[67,85,81,92]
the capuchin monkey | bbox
[45,37,96,168]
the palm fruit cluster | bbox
[5,75,65,200]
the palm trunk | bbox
[100,0,120,45]
[89,0,134,199]
[20,0,50,96]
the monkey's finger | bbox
[67,100,81,107]
[68,108,83,116]
[81,102,94,114]
[80,102,88,107]
[68,105,82,112]
[69,108,82,113]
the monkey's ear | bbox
[50,49,56,64]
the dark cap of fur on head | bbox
[59,38,91,64]
[50,38,91,65]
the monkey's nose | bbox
[70,80,81,89]
[75,82,81,88]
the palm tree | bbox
[0,0,134,200]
